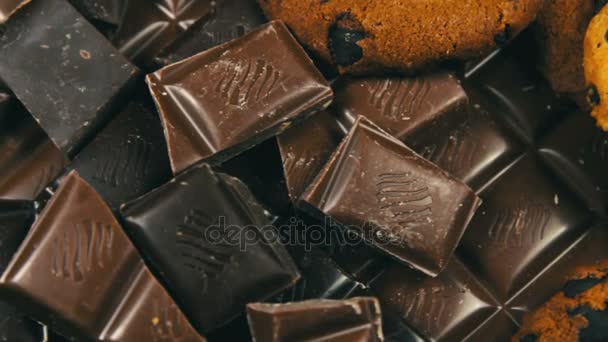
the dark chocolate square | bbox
[371,258,500,341]
[68,101,172,209]
[247,297,383,341]
[120,163,300,333]
[0,0,139,157]
[458,153,593,303]
[147,20,333,173]
[300,117,481,276]
[539,112,608,216]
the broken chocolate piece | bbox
[0,171,203,341]
[0,0,139,157]
[68,101,172,209]
[120,163,300,333]
[277,111,343,201]
[300,116,481,276]
[458,154,592,303]
[371,258,503,341]
[246,297,384,342]
[147,20,333,173]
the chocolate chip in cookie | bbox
[328,13,365,67]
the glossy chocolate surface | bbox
[458,153,592,302]
[0,0,139,157]
[113,0,215,65]
[277,111,343,201]
[332,71,469,141]
[406,102,524,192]
[155,0,267,67]
[68,101,172,209]
[463,48,575,143]
[147,21,333,173]
[371,258,503,341]
[0,101,66,201]
[247,297,384,342]
[273,240,367,303]
[506,225,608,323]
[120,164,299,334]
[539,112,608,216]
[0,172,202,341]
[301,117,481,276]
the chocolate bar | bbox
[0,0,139,157]
[147,20,333,173]
[0,172,203,341]
[463,48,575,142]
[112,0,215,66]
[332,71,525,191]
[371,257,507,340]
[300,117,481,276]
[154,0,267,67]
[458,153,593,302]
[68,101,172,209]
[0,100,66,200]
[120,163,300,334]
[247,297,384,342]
[332,71,469,141]
[277,111,343,201]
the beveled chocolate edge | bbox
[246,297,384,341]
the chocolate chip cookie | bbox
[257,0,545,74]
[534,0,595,107]
[584,2,608,131]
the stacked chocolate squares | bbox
[0,0,607,341]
